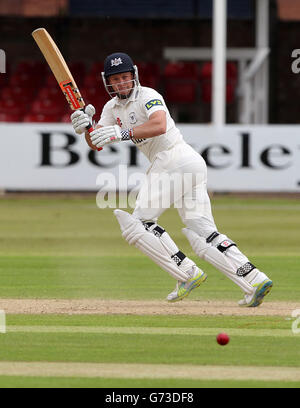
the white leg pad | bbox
[209,233,249,270]
[182,228,254,294]
[114,209,195,282]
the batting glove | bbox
[90,125,133,149]
[71,104,95,135]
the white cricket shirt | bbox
[98,86,183,163]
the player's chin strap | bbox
[182,228,257,295]
[114,209,196,282]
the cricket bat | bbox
[32,27,102,151]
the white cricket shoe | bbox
[167,266,207,302]
[238,278,273,307]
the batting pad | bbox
[114,209,195,282]
[182,228,254,295]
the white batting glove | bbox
[70,104,95,135]
[90,125,133,149]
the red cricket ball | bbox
[216,332,230,346]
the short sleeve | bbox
[142,89,167,119]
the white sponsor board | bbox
[0,123,299,192]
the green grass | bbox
[0,315,298,367]
[0,195,299,300]
[0,313,299,388]
[0,376,299,388]
[0,195,299,388]
[6,314,291,329]
[0,195,299,257]
[0,254,298,300]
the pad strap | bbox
[206,231,220,243]
[217,239,236,253]
[171,251,186,266]
[237,262,256,277]
[143,222,165,237]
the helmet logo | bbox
[111,57,123,67]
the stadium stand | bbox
[0,57,237,123]
[136,62,161,89]
[199,61,238,104]
[163,62,199,104]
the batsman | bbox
[71,53,273,307]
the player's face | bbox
[108,72,134,97]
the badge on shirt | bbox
[129,112,137,124]
[145,99,163,110]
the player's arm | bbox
[130,111,166,139]
[89,110,166,149]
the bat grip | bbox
[85,123,102,152]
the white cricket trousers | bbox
[133,141,218,237]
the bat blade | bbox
[32,28,84,111]
[32,28,102,150]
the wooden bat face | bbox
[32,27,102,150]
[32,28,85,111]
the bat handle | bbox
[79,107,103,152]
[86,123,102,152]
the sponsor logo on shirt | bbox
[145,99,163,110]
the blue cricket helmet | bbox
[103,52,135,78]
[102,52,140,99]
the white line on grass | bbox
[6,325,294,337]
[0,362,300,381]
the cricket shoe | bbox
[167,266,207,302]
[238,278,273,307]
